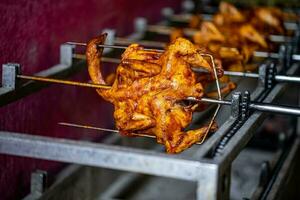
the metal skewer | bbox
[58,122,203,144]
[66,42,164,52]
[188,97,300,116]
[17,75,111,89]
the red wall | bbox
[0,0,182,199]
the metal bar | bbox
[269,35,291,43]
[73,54,120,64]
[17,75,111,90]
[250,102,300,116]
[253,51,279,59]
[191,97,300,117]
[58,122,168,141]
[0,131,213,181]
[201,70,300,84]
[115,37,166,48]
[223,71,259,78]
[253,52,300,61]
[67,42,164,52]
[275,75,300,83]
[190,97,231,105]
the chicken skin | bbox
[86,33,221,153]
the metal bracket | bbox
[1,63,21,90]
[259,61,277,89]
[241,91,250,120]
[181,0,195,13]
[60,43,75,66]
[230,91,250,120]
[102,29,116,54]
[23,170,47,200]
[231,91,242,119]
[278,44,293,71]
[161,7,174,20]
[134,17,147,35]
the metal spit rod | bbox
[17,75,111,90]
[207,70,300,84]
[58,122,203,145]
[17,74,300,116]
[189,97,300,116]
[67,42,164,52]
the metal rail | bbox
[0,131,213,182]
[67,42,164,52]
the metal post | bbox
[60,43,74,66]
[134,17,147,35]
[23,170,47,200]
[102,29,116,54]
[1,63,20,90]
[231,92,242,119]
[161,7,174,19]
[196,164,219,200]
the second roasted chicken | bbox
[86,33,223,153]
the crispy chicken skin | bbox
[251,7,285,34]
[86,34,221,153]
[213,2,286,35]
[191,22,266,71]
[213,1,245,26]
[188,2,286,70]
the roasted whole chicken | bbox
[213,2,286,35]
[193,22,268,60]
[86,33,223,153]
[171,1,292,71]
[170,21,266,71]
